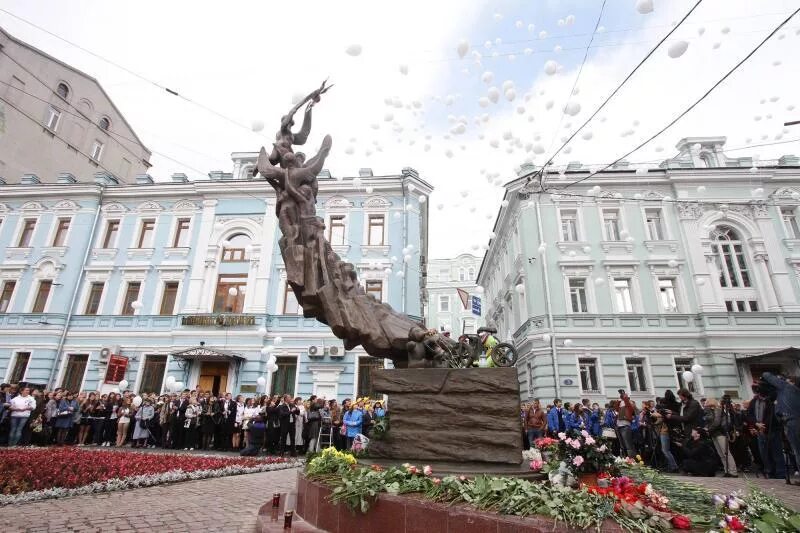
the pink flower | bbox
[585,436,595,445]
[572,456,585,467]
[580,430,589,437]
[432,477,441,485]
[557,432,567,440]
[423,465,433,476]
[408,465,418,474]
[458,475,467,482]
[570,439,582,449]
[598,444,607,452]
[530,460,543,471]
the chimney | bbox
[171,173,189,183]
[57,173,77,184]
[94,172,119,186]
[21,173,41,185]
[135,174,154,185]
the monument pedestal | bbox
[368,368,523,465]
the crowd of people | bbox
[0,383,387,456]
[522,372,800,479]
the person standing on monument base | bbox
[343,400,363,450]
[526,400,546,444]
[546,399,566,436]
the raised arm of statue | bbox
[293,104,313,145]
[303,135,333,176]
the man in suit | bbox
[172,390,190,449]
[546,398,566,436]
[218,393,237,451]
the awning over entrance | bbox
[734,347,800,363]
[169,346,246,362]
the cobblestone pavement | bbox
[0,465,301,533]
[669,473,800,511]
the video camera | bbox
[618,389,626,398]
[752,378,777,400]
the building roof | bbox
[0,25,150,154]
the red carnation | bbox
[671,515,692,529]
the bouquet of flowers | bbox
[550,430,618,477]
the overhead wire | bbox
[552,6,800,193]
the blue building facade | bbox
[0,162,431,401]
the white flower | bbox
[558,432,567,440]
[580,430,589,437]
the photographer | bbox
[617,390,637,459]
[707,397,738,477]
[746,380,785,479]
[761,372,800,472]
[651,398,679,472]
[666,388,703,438]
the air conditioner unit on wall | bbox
[99,345,120,362]
[328,345,344,357]
[308,345,323,357]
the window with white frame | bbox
[645,209,665,240]
[560,209,579,241]
[120,281,141,316]
[710,226,751,288]
[613,278,634,312]
[439,295,450,313]
[367,214,385,245]
[328,215,346,245]
[675,358,696,392]
[17,219,37,247]
[45,106,61,131]
[568,278,588,313]
[282,282,301,315]
[136,219,156,248]
[781,208,800,239]
[0,281,16,313]
[462,318,476,334]
[52,218,71,247]
[725,299,759,312]
[658,278,679,312]
[102,220,120,248]
[172,218,191,247]
[625,358,648,392]
[602,209,621,241]
[90,140,104,161]
[458,268,466,282]
[365,280,383,301]
[468,267,476,280]
[31,280,52,313]
[438,267,449,280]
[579,358,599,393]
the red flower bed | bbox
[0,448,286,495]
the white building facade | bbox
[425,254,484,335]
[478,137,800,404]
[0,161,431,401]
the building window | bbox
[61,354,88,392]
[658,278,679,312]
[438,268,449,280]
[781,208,800,239]
[711,226,751,288]
[283,282,301,315]
[468,267,476,280]
[439,295,450,313]
[221,233,250,262]
[45,106,61,131]
[103,355,128,384]
[136,219,155,248]
[56,82,69,99]
[52,218,71,246]
[725,300,759,312]
[160,282,179,315]
[270,357,297,396]
[102,220,120,248]
[366,280,383,302]
[645,209,665,240]
[602,209,621,241]
[568,278,588,313]
[173,218,191,247]
[120,282,141,315]
[17,219,36,247]
[613,278,634,312]
[462,318,476,334]
[0,281,16,313]
[675,358,696,392]
[32,280,52,313]
[367,215,385,245]
[84,282,105,315]
[328,215,346,245]
[9,352,31,383]
[98,117,110,131]
[458,268,466,282]
[138,355,167,393]
[560,209,579,241]
[90,140,104,161]
[578,358,599,393]
[214,274,247,313]
[625,358,648,392]
[357,357,384,400]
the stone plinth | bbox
[368,368,523,464]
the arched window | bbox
[467,267,476,280]
[221,233,251,262]
[98,117,110,131]
[56,83,69,99]
[710,226,751,288]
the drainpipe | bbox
[48,186,104,388]
[533,194,561,398]
[401,180,408,313]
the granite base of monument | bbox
[368,367,523,465]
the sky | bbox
[0,0,798,258]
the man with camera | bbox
[665,388,703,437]
[761,373,800,475]
[708,396,738,477]
[746,379,786,479]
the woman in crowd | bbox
[91,394,110,446]
[116,398,132,447]
[589,403,602,437]
[158,396,173,448]
[183,397,202,450]
[200,395,219,450]
[242,397,259,448]
[102,393,120,447]
[233,394,245,450]
[342,399,363,450]
[292,396,306,455]
[68,392,86,444]
[132,398,155,448]
[54,391,77,445]
[77,392,95,446]
[306,398,322,453]
[334,399,348,450]
[374,401,386,419]
[265,396,281,454]
[43,391,59,443]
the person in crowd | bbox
[617,392,637,458]
[159,395,173,448]
[747,379,786,479]
[43,391,59,444]
[200,395,219,450]
[242,397,259,448]
[233,394,245,450]
[651,400,679,473]
[183,397,202,451]
[666,388,703,438]
[77,392,94,446]
[240,414,266,456]
[132,398,155,448]
[116,398,132,447]
[546,398,566,435]
[102,393,119,447]
[565,403,588,432]
[292,396,306,454]
[277,394,296,456]
[265,396,281,454]
[219,392,237,451]
[7,386,36,446]
[306,398,323,454]
[762,372,800,472]
[342,399,363,450]
[707,396,738,477]
[525,399,547,444]
[330,399,344,450]
[374,401,386,419]
[589,403,602,438]
[90,394,109,446]
[54,391,78,445]
[675,428,718,476]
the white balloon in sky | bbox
[450,123,466,135]
[532,144,545,154]
[493,12,502,21]
[460,190,469,198]
[597,26,605,33]
[544,60,558,75]
[457,39,470,59]
[445,94,455,106]
[721,26,730,34]
[636,0,654,14]
[481,71,494,84]
[545,100,554,110]
[712,42,721,49]
[502,80,514,92]
[478,97,490,108]
[251,120,264,132]
[436,203,445,210]
[505,88,516,102]
[524,48,533,56]
[698,26,706,36]
[384,112,393,122]
[344,145,355,155]
[539,30,548,39]
[581,130,593,140]
[345,44,362,56]
[399,64,409,75]
[557,18,565,27]
[445,149,453,158]
[515,20,524,29]
[668,41,689,58]
[487,87,500,103]
[553,45,563,53]
[563,101,581,116]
